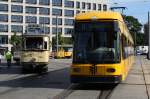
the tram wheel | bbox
[22,68,30,74]
[21,65,33,74]
[35,65,48,74]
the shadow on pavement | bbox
[0,67,71,90]
[0,62,21,74]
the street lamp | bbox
[148,12,150,59]
[56,15,59,56]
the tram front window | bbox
[25,37,44,50]
[73,21,120,63]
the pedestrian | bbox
[5,50,12,68]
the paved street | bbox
[0,56,150,99]
[0,59,72,99]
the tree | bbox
[9,32,22,51]
[52,33,64,46]
[136,33,145,46]
[123,15,144,45]
[63,37,72,44]
[52,33,72,47]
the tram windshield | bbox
[24,37,47,50]
[73,21,120,64]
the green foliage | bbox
[63,37,72,44]
[10,32,22,50]
[49,40,52,49]
[52,33,72,46]
[52,33,62,46]
[123,15,144,45]
[136,33,145,46]
[124,15,142,32]
[58,33,64,45]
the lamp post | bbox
[148,12,150,59]
[56,15,58,56]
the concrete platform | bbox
[110,56,150,99]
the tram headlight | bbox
[107,68,116,73]
[72,68,81,73]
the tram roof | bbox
[75,11,124,22]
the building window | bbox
[76,10,80,14]
[64,28,73,35]
[0,35,8,44]
[43,26,50,34]
[87,3,91,10]
[11,25,23,33]
[0,24,8,32]
[0,0,8,2]
[103,5,107,11]
[65,10,74,17]
[65,19,74,26]
[82,2,85,9]
[11,5,23,13]
[93,3,96,10]
[0,4,8,12]
[26,0,36,4]
[52,18,62,25]
[52,8,62,16]
[26,6,37,14]
[39,17,50,24]
[39,7,50,15]
[64,0,74,8]
[11,0,23,3]
[26,16,37,23]
[11,15,23,23]
[0,14,8,22]
[98,4,101,10]
[52,0,62,6]
[76,2,80,9]
[39,0,50,5]
[52,27,62,34]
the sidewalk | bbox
[110,55,150,99]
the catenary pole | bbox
[56,15,58,57]
[148,12,150,59]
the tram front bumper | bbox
[71,75,122,84]
[21,62,49,66]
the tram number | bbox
[89,65,97,75]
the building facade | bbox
[0,0,109,51]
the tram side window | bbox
[128,41,132,56]
[121,35,128,59]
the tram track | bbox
[52,83,116,99]
[96,84,116,99]
[52,84,79,99]
[97,89,113,99]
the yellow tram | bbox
[70,11,134,83]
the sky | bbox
[110,0,150,25]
